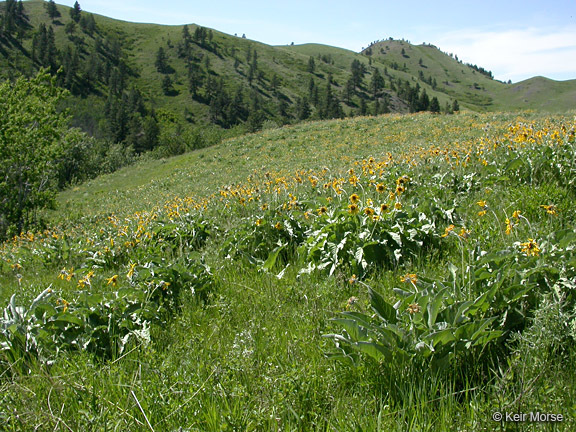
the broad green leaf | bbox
[369,288,397,323]
[355,341,393,362]
[262,245,285,271]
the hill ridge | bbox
[1,1,574,150]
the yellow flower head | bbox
[349,193,360,204]
[401,273,417,284]
[505,218,514,235]
[346,296,359,310]
[317,206,328,215]
[364,207,375,216]
[58,268,67,280]
[127,262,137,279]
[512,210,521,220]
[441,224,455,238]
[540,204,557,215]
[520,239,540,256]
[394,202,402,210]
[107,274,119,286]
[255,218,264,226]
[274,222,283,230]
[477,200,487,209]
[376,183,386,193]
[380,203,390,213]
[348,203,360,215]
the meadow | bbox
[1,111,576,431]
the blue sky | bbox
[50,0,576,83]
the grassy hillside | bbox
[1,1,574,145]
[53,111,524,220]
[2,111,576,430]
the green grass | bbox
[2,111,576,430]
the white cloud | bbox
[436,27,576,82]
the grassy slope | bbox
[3,111,576,430]
[53,111,521,220]
[4,1,575,126]
[364,39,576,112]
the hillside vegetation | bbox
[2,1,576,430]
[1,0,575,146]
[1,111,576,430]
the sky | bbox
[49,0,576,83]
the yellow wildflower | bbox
[348,204,360,215]
[441,224,455,238]
[274,222,283,230]
[107,274,119,287]
[401,273,417,284]
[520,239,540,256]
[505,218,514,235]
[376,183,386,193]
[346,296,359,310]
[380,203,390,213]
[540,204,557,215]
[394,202,402,210]
[127,262,137,279]
[58,268,67,280]
[349,193,360,204]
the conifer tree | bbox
[45,0,60,20]
[70,1,82,23]
[370,68,385,98]
[429,96,440,113]
[307,56,316,74]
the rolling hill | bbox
[1,0,574,146]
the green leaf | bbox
[54,313,84,326]
[262,244,285,271]
[425,328,455,348]
[355,341,393,362]
[426,293,443,329]
[332,318,368,341]
[505,157,525,172]
[369,288,397,324]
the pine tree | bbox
[45,0,60,20]
[70,1,82,23]
[350,59,365,89]
[452,99,460,112]
[370,68,385,98]
[162,75,174,95]
[295,97,311,121]
[79,13,96,35]
[307,56,316,74]
[429,96,440,113]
